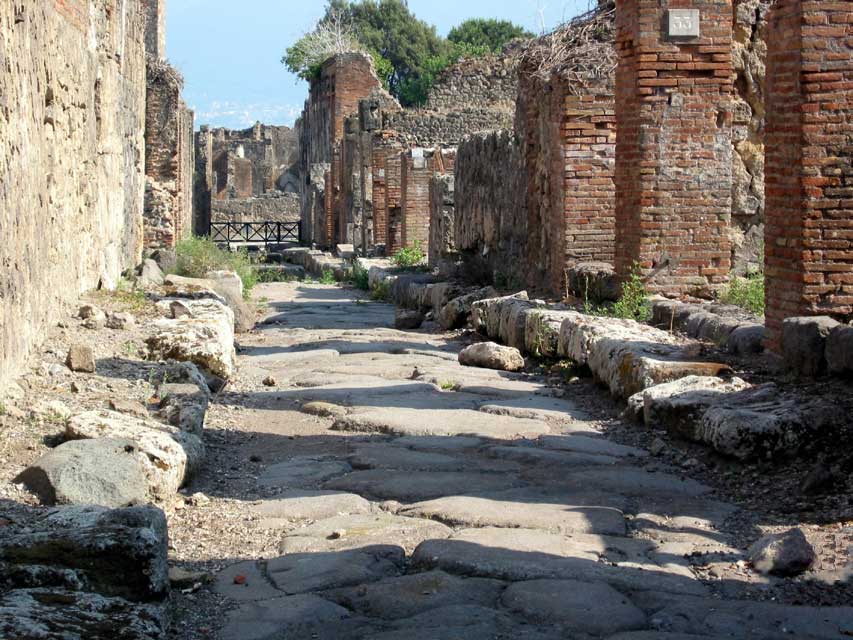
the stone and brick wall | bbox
[194,127,214,236]
[764,0,853,350]
[454,132,529,287]
[400,150,434,251]
[142,0,166,61]
[211,192,301,224]
[144,60,194,250]
[615,0,734,296]
[1,0,147,388]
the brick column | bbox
[400,149,433,252]
[615,0,733,295]
[764,0,853,351]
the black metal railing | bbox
[209,221,301,246]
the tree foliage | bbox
[283,1,532,107]
[448,18,533,53]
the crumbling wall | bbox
[211,192,301,223]
[193,127,214,235]
[731,0,773,274]
[0,0,146,389]
[425,49,520,113]
[454,132,528,288]
[429,175,457,274]
[144,60,194,250]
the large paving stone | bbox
[478,396,594,423]
[17,439,149,508]
[412,528,706,596]
[267,546,404,594]
[538,434,648,458]
[322,469,524,502]
[348,444,469,471]
[398,494,626,536]
[391,435,485,452]
[215,560,281,602]
[325,570,504,620]
[485,444,620,467]
[559,468,711,497]
[219,594,352,640]
[279,513,452,554]
[376,605,563,640]
[631,592,853,639]
[332,408,549,439]
[258,457,352,489]
[501,579,647,635]
[249,490,372,527]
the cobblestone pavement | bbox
[173,282,852,640]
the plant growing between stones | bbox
[371,280,391,301]
[439,380,458,391]
[172,236,257,299]
[319,269,336,285]
[350,261,370,290]
[721,273,765,316]
[391,241,425,269]
[582,262,651,322]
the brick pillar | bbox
[615,0,733,295]
[764,0,853,351]
[400,149,433,252]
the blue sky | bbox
[167,0,593,130]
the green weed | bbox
[319,269,336,285]
[172,236,257,299]
[371,280,391,302]
[439,380,458,391]
[391,241,426,269]
[720,273,765,316]
[350,261,370,290]
[583,262,651,322]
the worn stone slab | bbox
[538,435,648,458]
[412,528,707,596]
[399,494,626,536]
[249,490,372,526]
[258,457,352,490]
[560,468,711,497]
[325,570,504,620]
[501,579,647,635]
[391,435,485,452]
[332,408,549,439]
[215,560,281,602]
[348,444,469,471]
[377,606,563,640]
[486,445,620,467]
[219,594,351,640]
[267,546,404,594]
[280,513,452,554]
[477,395,594,423]
[323,470,524,502]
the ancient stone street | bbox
[161,281,852,640]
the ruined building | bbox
[194,123,300,233]
[0,0,193,389]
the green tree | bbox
[448,18,533,53]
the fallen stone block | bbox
[459,342,524,372]
[165,272,253,333]
[748,528,815,577]
[139,258,164,287]
[66,345,96,373]
[782,316,839,377]
[146,298,236,379]
[17,439,150,507]
[106,312,136,330]
[438,286,497,330]
[156,383,209,436]
[66,410,204,499]
[0,505,168,601]
[826,324,853,376]
[394,309,424,330]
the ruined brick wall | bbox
[384,149,404,253]
[429,175,457,274]
[615,0,733,296]
[425,49,520,113]
[764,0,853,350]
[144,61,194,250]
[0,0,146,388]
[211,192,301,223]
[454,132,529,288]
[194,127,214,235]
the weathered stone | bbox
[348,444,468,471]
[146,298,236,379]
[165,272,254,333]
[66,345,96,373]
[537,435,647,458]
[108,398,149,419]
[151,249,177,273]
[249,490,372,527]
[0,505,169,601]
[106,312,136,330]
[333,408,548,439]
[485,445,619,467]
[438,287,497,330]
[215,560,282,602]
[501,579,647,635]
[459,342,524,372]
[220,594,351,640]
[781,316,839,377]
[16,439,149,507]
[139,259,165,287]
[326,570,504,620]
[66,410,204,499]
[300,401,348,418]
[156,383,208,435]
[399,494,626,536]
[279,513,452,554]
[394,309,425,330]
[727,323,766,355]
[323,469,523,502]
[748,528,816,576]
[0,589,168,640]
[258,457,352,490]
[78,304,106,321]
[826,324,853,376]
[566,262,620,302]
